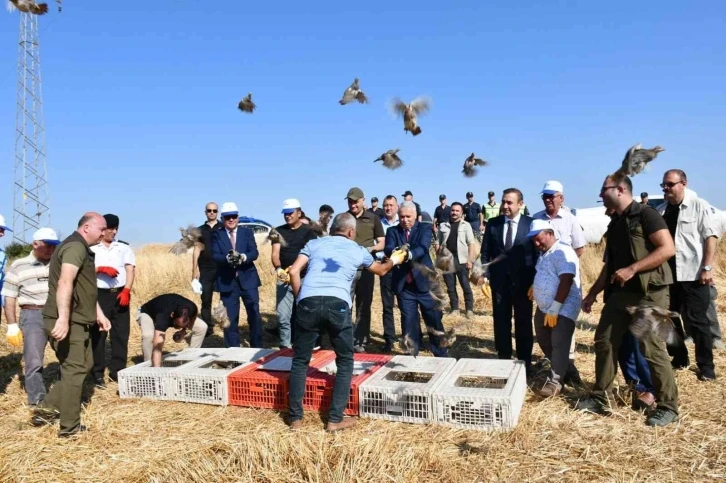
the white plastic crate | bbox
[170,348,277,405]
[357,355,456,424]
[432,358,527,430]
[117,348,228,400]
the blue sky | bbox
[0,1,725,246]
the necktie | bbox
[504,220,514,251]
[404,229,413,283]
[229,229,236,250]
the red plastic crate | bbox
[227,349,336,409]
[303,353,393,416]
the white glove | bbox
[191,279,203,295]
[7,323,23,348]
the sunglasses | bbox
[541,194,557,200]
[206,209,218,213]
[223,215,238,220]
[660,181,683,189]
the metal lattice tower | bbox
[12,11,50,244]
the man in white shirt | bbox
[656,170,718,381]
[378,195,399,352]
[90,214,136,387]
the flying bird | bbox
[237,93,256,113]
[267,227,287,247]
[411,261,447,311]
[390,96,430,136]
[212,301,231,329]
[339,78,368,105]
[468,254,507,285]
[169,225,202,255]
[627,305,681,346]
[615,144,665,178]
[462,153,488,177]
[7,0,49,14]
[434,246,455,274]
[374,149,403,170]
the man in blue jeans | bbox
[286,213,407,432]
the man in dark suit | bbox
[480,188,538,372]
[211,201,263,348]
[384,201,448,357]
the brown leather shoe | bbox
[631,391,656,411]
[289,419,303,431]
[537,382,560,398]
[326,418,357,432]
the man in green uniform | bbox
[33,212,111,437]
[578,175,679,427]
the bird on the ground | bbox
[7,0,49,14]
[237,93,256,113]
[462,153,488,177]
[468,254,507,285]
[339,78,368,105]
[212,301,231,329]
[169,225,202,255]
[267,227,287,247]
[374,149,403,170]
[434,246,455,273]
[627,305,681,346]
[390,96,430,136]
[615,144,665,178]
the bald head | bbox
[77,212,107,246]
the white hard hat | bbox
[541,180,564,195]
[33,227,60,245]
[281,198,301,214]
[220,202,239,217]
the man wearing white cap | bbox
[0,214,13,310]
[270,198,318,348]
[533,180,586,386]
[211,201,263,347]
[527,220,581,398]
[2,227,60,406]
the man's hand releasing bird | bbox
[627,305,681,346]
[615,144,665,178]
[238,93,256,113]
[390,96,430,136]
[374,149,403,170]
[169,225,203,255]
[7,0,49,15]
[212,301,231,329]
[462,152,488,177]
[339,77,368,105]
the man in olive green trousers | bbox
[34,213,111,438]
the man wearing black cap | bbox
[640,192,649,206]
[89,214,136,388]
[483,190,500,227]
[367,197,384,219]
[463,192,483,238]
[433,194,451,231]
[402,190,422,222]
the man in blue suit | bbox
[211,201,263,347]
[479,188,538,373]
[384,201,448,357]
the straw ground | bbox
[1,240,725,482]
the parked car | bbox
[238,216,274,243]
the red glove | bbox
[97,266,119,278]
[117,287,131,307]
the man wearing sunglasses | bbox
[192,202,222,337]
[656,170,718,381]
[211,202,263,348]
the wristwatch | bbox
[703,265,712,271]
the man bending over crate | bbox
[136,293,209,367]
[286,213,408,432]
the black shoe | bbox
[697,370,717,382]
[381,342,393,354]
[59,425,88,438]
[31,408,60,427]
[671,359,689,370]
[646,408,678,427]
[94,378,106,390]
[574,397,609,415]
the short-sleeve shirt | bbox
[140,293,198,332]
[273,223,318,270]
[483,202,500,221]
[463,202,482,223]
[42,232,98,325]
[533,241,582,320]
[350,210,385,248]
[91,240,136,288]
[297,235,375,307]
[532,208,587,250]
[434,205,451,226]
[367,207,384,218]
[197,221,222,269]
[606,201,668,293]
[1,253,50,306]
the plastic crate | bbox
[432,358,527,430]
[169,348,278,406]
[117,348,228,400]
[227,349,336,409]
[303,354,392,416]
[357,355,457,424]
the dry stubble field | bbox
[1,239,725,482]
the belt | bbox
[20,304,44,310]
[99,287,120,293]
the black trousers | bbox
[443,259,474,312]
[668,280,715,376]
[91,288,130,380]
[492,277,533,367]
[199,266,217,327]
[352,269,375,346]
[379,271,396,344]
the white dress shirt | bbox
[532,207,586,250]
[503,213,522,245]
[91,240,136,289]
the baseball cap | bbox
[640,192,648,198]
[220,202,239,217]
[439,194,446,200]
[104,213,120,229]
[345,187,364,200]
[0,214,12,232]
[281,198,301,214]
[487,190,495,197]
[466,191,474,198]
[527,219,555,238]
[33,227,60,245]
[541,180,563,195]
[371,197,379,203]
[401,190,413,197]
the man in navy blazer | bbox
[480,188,538,373]
[384,201,448,357]
[211,201,263,348]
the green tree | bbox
[4,242,33,262]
